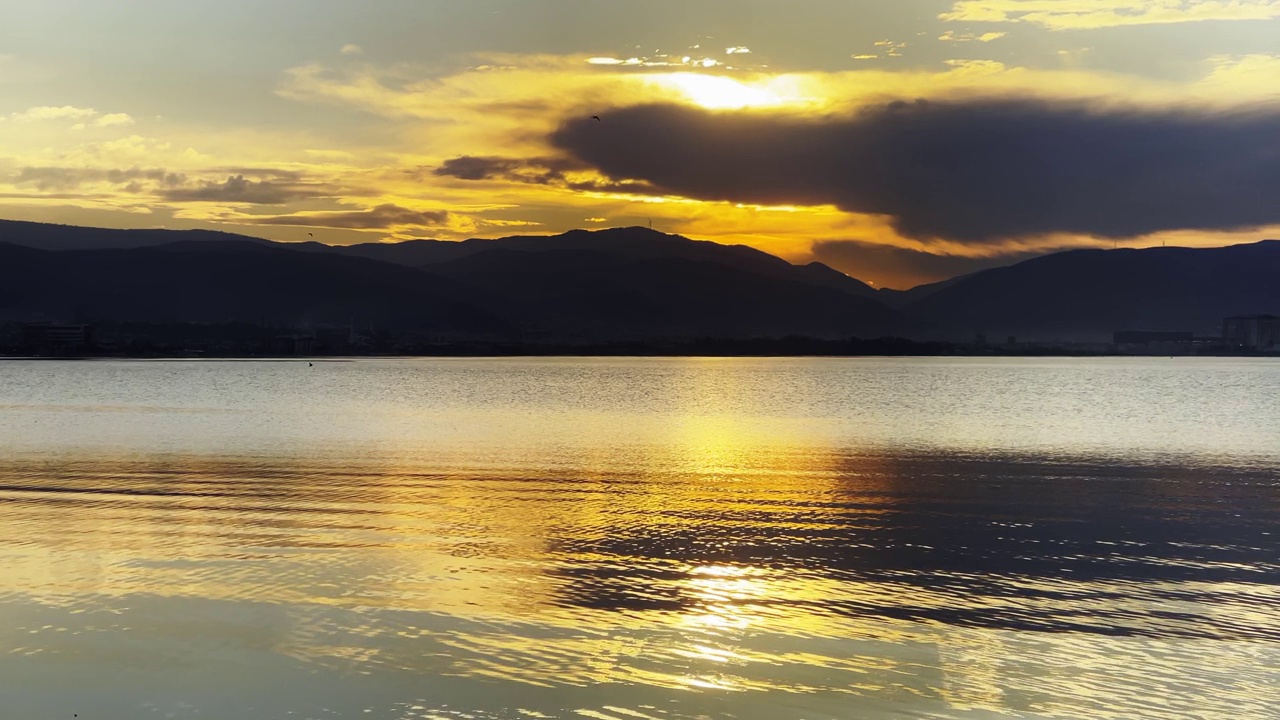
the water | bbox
[0,357,1277,719]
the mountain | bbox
[22,218,1279,346]
[902,241,1280,340]
[0,222,906,342]
[415,244,901,340]
[876,275,969,309]
[389,227,898,339]
[1,219,882,302]
[0,218,271,251]
[0,241,507,335]
[309,227,883,302]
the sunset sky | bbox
[3,0,1280,288]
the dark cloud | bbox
[434,155,584,184]
[160,174,323,204]
[549,100,1280,242]
[214,167,307,182]
[248,203,450,229]
[810,239,1048,290]
[434,154,658,194]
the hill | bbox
[308,227,883,302]
[1,219,881,302]
[0,218,271,251]
[0,241,507,336]
[416,243,901,340]
[0,222,906,343]
[902,241,1280,340]
[876,275,968,309]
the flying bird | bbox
[591,115,601,122]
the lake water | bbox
[0,357,1277,720]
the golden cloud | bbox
[6,105,100,123]
[942,0,1280,30]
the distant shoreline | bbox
[3,350,1277,361]
[2,330,1272,360]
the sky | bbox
[2,0,1280,288]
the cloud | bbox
[939,31,1008,42]
[10,166,325,203]
[584,54,737,69]
[94,113,135,127]
[0,192,114,200]
[4,106,135,130]
[8,105,99,123]
[340,44,363,56]
[433,155,583,183]
[14,166,186,192]
[548,99,1280,243]
[434,154,657,195]
[941,0,1280,30]
[809,239,1049,289]
[274,52,776,131]
[214,167,308,182]
[248,203,450,229]
[160,174,322,204]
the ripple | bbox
[2,358,1279,719]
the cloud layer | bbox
[433,154,656,195]
[3,105,134,128]
[248,203,450,229]
[161,174,322,204]
[549,99,1280,242]
[942,0,1280,29]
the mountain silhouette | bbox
[0,240,506,335]
[876,275,969,309]
[0,218,272,251]
[902,240,1280,339]
[387,227,895,339]
[307,226,883,301]
[417,246,899,339]
[0,222,903,341]
[7,219,1279,345]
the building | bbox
[19,323,94,354]
[1223,315,1280,351]
[1112,330,1206,355]
[1113,330,1194,345]
[272,334,316,356]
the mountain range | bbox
[2,218,1277,344]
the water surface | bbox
[1,358,1277,719]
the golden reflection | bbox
[2,385,1278,718]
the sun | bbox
[649,73,808,110]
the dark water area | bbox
[0,358,1277,719]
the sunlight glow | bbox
[649,73,806,110]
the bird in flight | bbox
[591,115,601,122]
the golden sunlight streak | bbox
[646,73,816,111]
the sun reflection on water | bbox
[1,359,1279,718]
